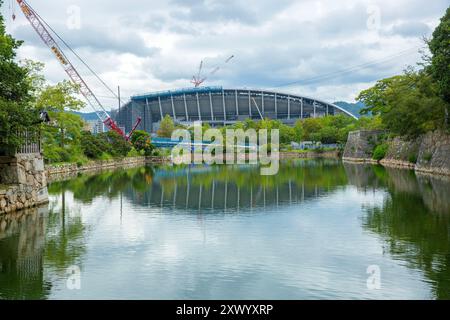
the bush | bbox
[99,152,112,160]
[80,131,117,159]
[130,130,154,156]
[423,152,433,162]
[127,147,142,157]
[372,143,389,161]
[104,131,132,157]
[408,153,418,164]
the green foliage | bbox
[127,147,142,157]
[357,70,446,137]
[408,153,418,164]
[423,152,433,162]
[222,114,363,147]
[356,10,450,137]
[80,131,109,159]
[278,123,297,144]
[0,6,39,154]
[130,130,154,156]
[428,7,450,125]
[37,81,86,163]
[157,115,175,137]
[293,114,362,145]
[104,131,132,158]
[373,143,389,161]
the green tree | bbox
[293,120,304,141]
[428,7,450,127]
[357,70,446,137]
[36,81,86,163]
[279,123,296,144]
[301,117,323,141]
[80,131,111,159]
[103,130,132,157]
[157,115,175,137]
[130,130,154,156]
[0,3,39,155]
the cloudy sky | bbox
[2,0,448,111]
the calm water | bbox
[1,160,449,300]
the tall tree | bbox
[36,81,85,163]
[0,1,38,155]
[157,115,175,138]
[428,7,450,127]
[357,70,445,137]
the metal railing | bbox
[16,130,42,154]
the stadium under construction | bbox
[112,86,357,134]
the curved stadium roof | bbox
[114,86,357,133]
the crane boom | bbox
[191,55,234,87]
[16,0,140,140]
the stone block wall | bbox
[344,130,450,176]
[0,153,48,214]
[416,130,450,176]
[342,130,385,161]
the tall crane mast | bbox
[15,0,141,140]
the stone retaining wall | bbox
[280,150,340,159]
[343,130,450,176]
[415,130,450,176]
[46,156,169,183]
[0,153,48,214]
[342,130,386,160]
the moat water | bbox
[1,160,449,299]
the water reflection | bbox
[48,160,348,212]
[0,207,50,299]
[345,163,450,299]
[0,160,449,299]
[0,190,88,299]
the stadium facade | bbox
[112,86,357,134]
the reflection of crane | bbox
[191,55,234,87]
[14,0,141,140]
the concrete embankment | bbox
[343,130,450,176]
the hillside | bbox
[71,111,98,122]
[333,101,366,118]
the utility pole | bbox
[118,85,121,112]
[117,85,121,127]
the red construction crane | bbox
[15,0,141,140]
[191,55,234,87]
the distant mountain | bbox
[71,111,98,122]
[333,101,366,118]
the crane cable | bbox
[23,0,127,105]
[269,46,421,89]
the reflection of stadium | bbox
[113,87,357,133]
[125,163,342,211]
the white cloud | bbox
[1,0,448,111]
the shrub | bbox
[423,152,433,162]
[104,131,132,157]
[372,143,389,161]
[127,147,141,158]
[408,153,418,164]
[81,131,111,159]
[99,152,112,160]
